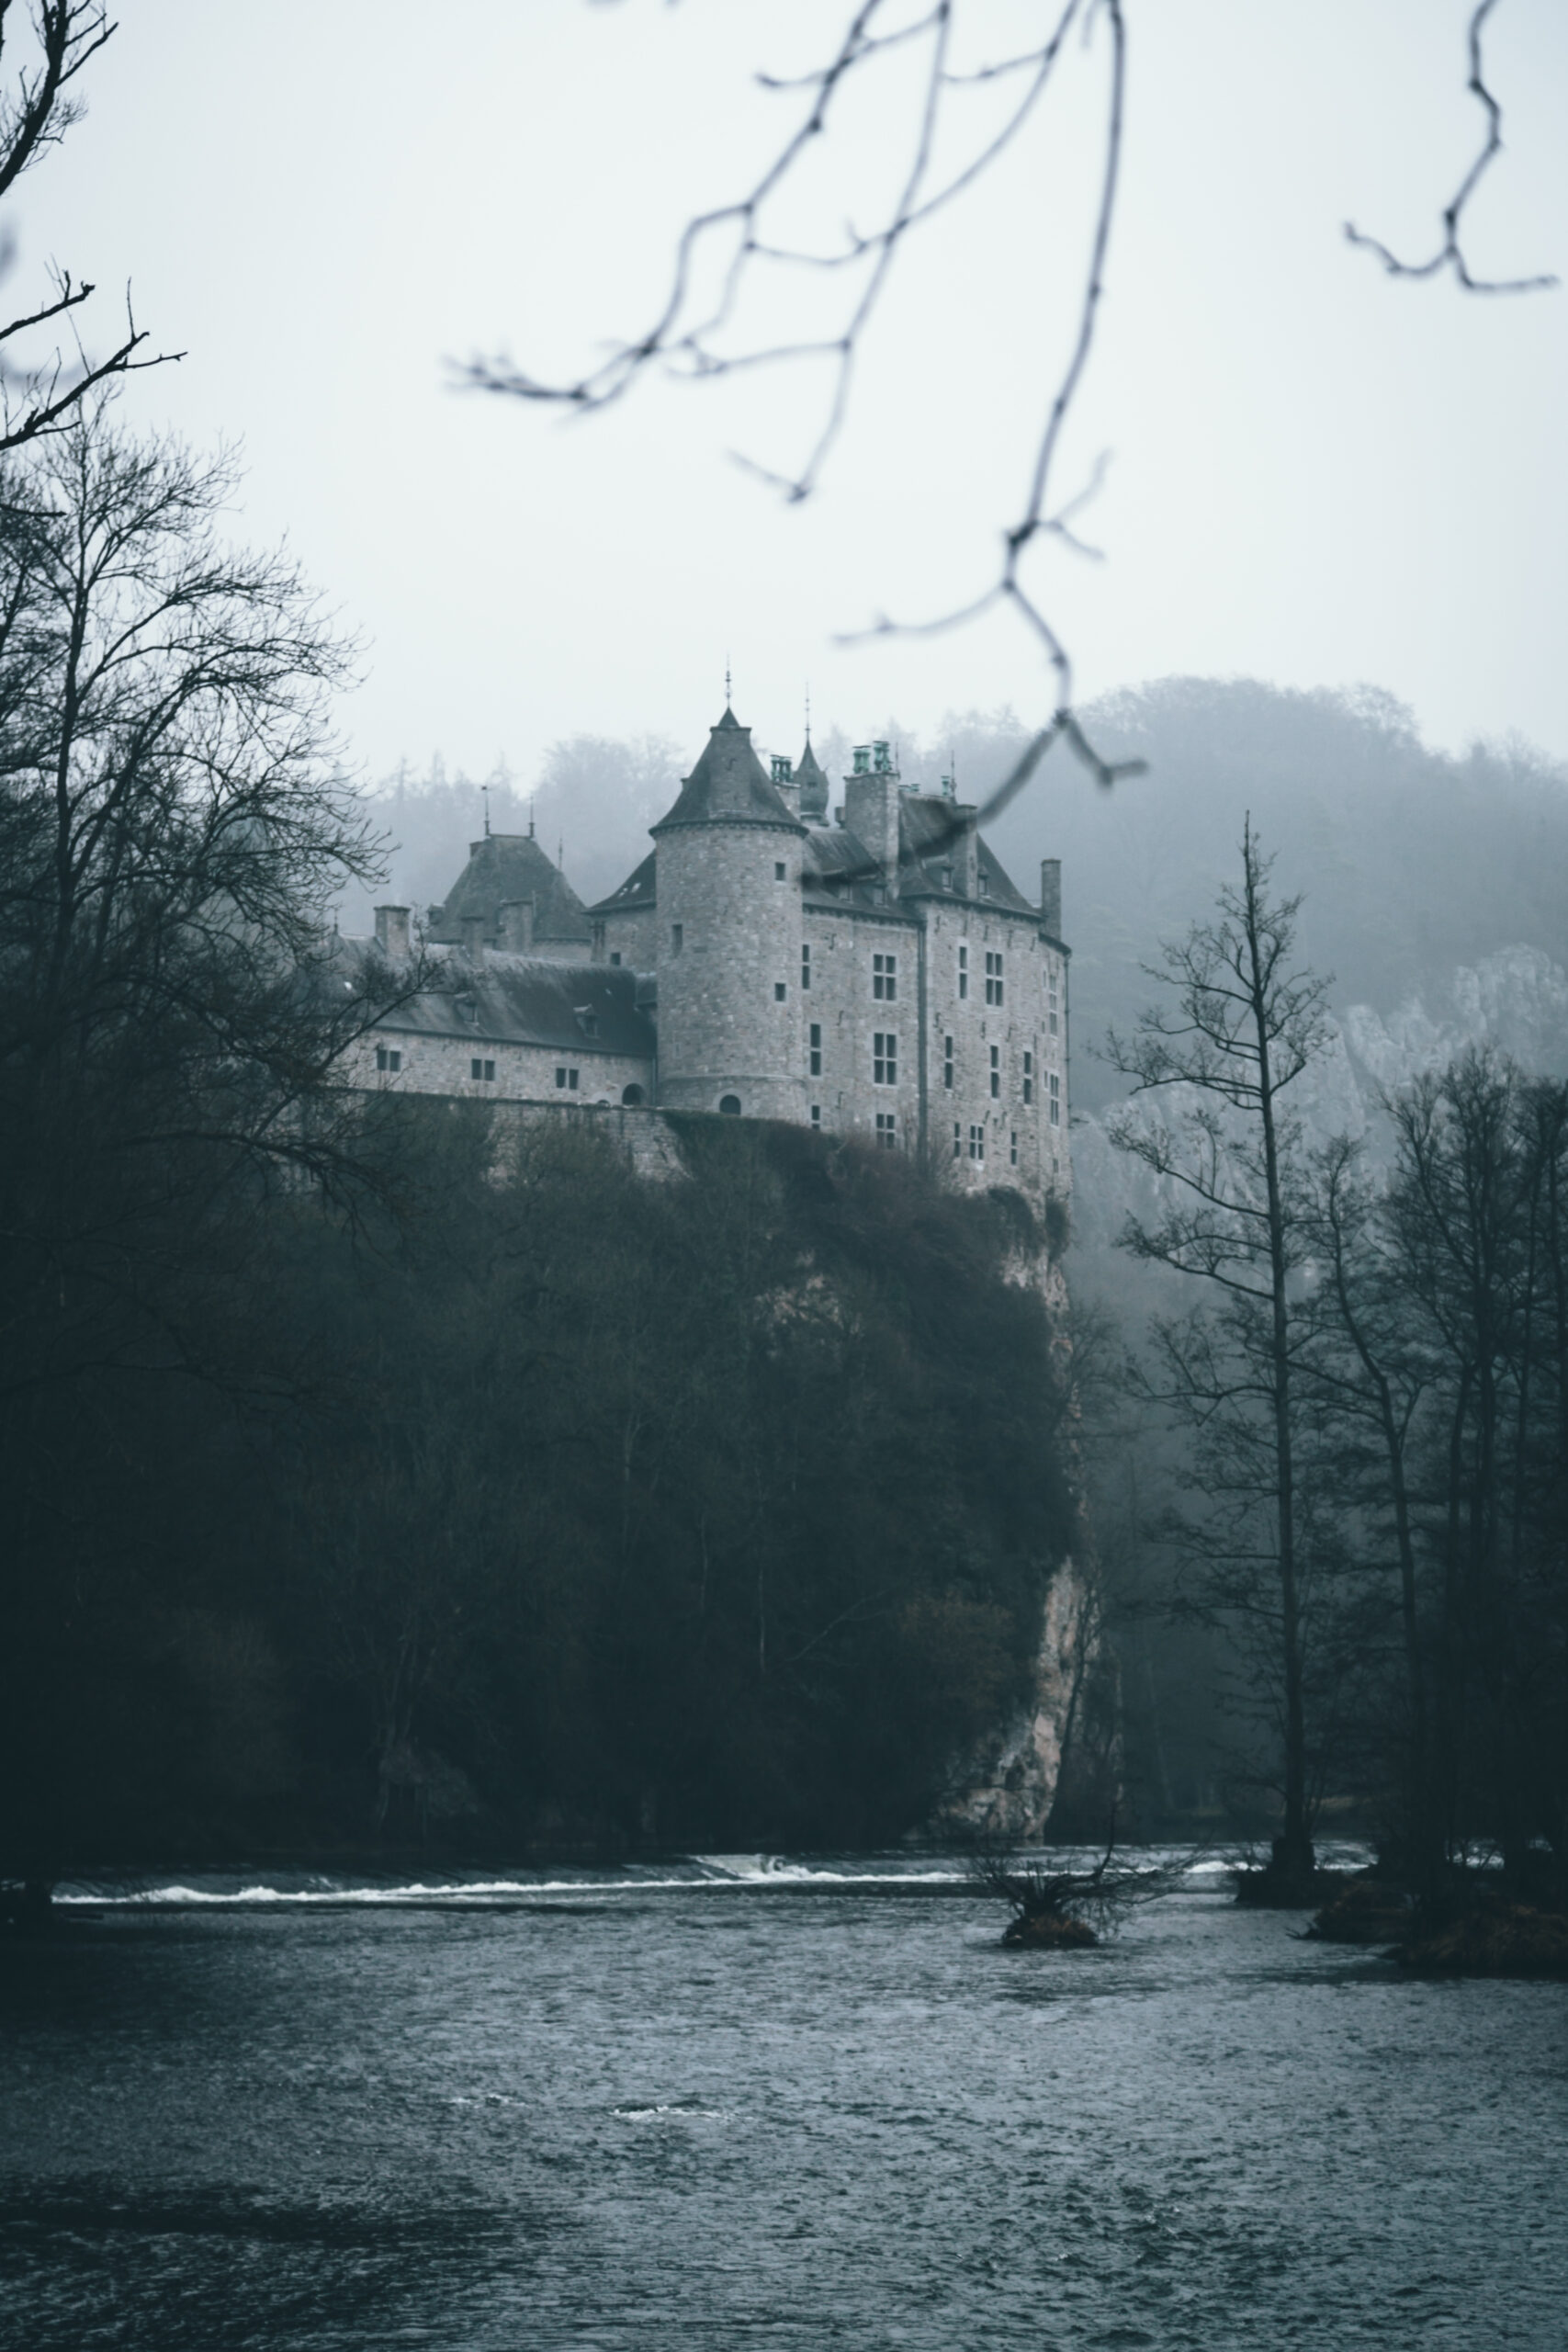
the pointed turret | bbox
[795,737,829,821]
[651,707,804,834]
[649,707,807,1122]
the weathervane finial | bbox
[805,682,811,742]
[482,782,491,838]
[725,656,732,709]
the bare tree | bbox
[1105,821,1331,1885]
[0,392,391,1409]
[0,5,178,449]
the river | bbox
[2,1853,1563,2348]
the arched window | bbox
[621,1083,645,1106]
[718,1093,742,1116]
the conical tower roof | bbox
[651,707,805,833]
[795,736,829,820]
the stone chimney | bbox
[374,904,412,959]
[461,914,487,965]
[956,809,979,900]
[498,898,535,953]
[1039,858,1062,939]
[769,753,800,819]
[844,743,902,898]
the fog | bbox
[17,0,1568,787]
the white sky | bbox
[17,0,1568,786]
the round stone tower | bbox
[651,707,807,1121]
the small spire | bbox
[528,794,536,840]
[482,782,491,837]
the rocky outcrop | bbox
[936,1558,1100,1841]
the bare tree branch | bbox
[459,0,1142,804]
[1345,0,1556,295]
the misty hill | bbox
[962,678,1568,1113]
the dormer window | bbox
[576,1008,599,1038]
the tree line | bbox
[1100,827,1567,1897]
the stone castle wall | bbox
[654,818,809,1121]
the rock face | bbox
[937,1557,1100,1841]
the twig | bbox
[1345,0,1555,295]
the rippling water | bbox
[3,1852,1565,2348]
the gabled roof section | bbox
[343,941,656,1057]
[898,795,1037,912]
[428,832,590,945]
[587,848,656,919]
[651,707,806,834]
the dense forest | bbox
[3,1093,1077,1872]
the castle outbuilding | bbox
[349,706,1069,1207]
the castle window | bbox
[774,981,786,1001]
[774,861,786,880]
[875,1112,897,1150]
[989,1044,1000,1099]
[671,922,683,955]
[978,873,990,898]
[811,1103,821,1128]
[1048,975,1059,1035]
[958,944,969,1000]
[719,1094,741,1115]
[1049,1071,1061,1125]
[1010,1131,1019,1167]
[472,1057,496,1082]
[801,943,811,989]
[985,950,1004,1006]
[376,1046,401,1073]
[622,1083,645,1106]
[556,1066,579,1091]
[1022,1049,1033,1104]
[609,951,622,967]
[809,1022,822,1077]
[943,1035,953,1090]
[873,1033,897,1086]
[873,952,897,1001]
[953,1122,962,1159]
[968,1125,985,1163]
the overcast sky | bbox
[18,0,1568,790]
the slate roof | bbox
[587,848,656,919]
[898,796,1037,912]
[797,795,1037,915]
[650,707,806,833]
[343,941,656,1057]
[427,832,591,946]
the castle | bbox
[349,706,1070,1209]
